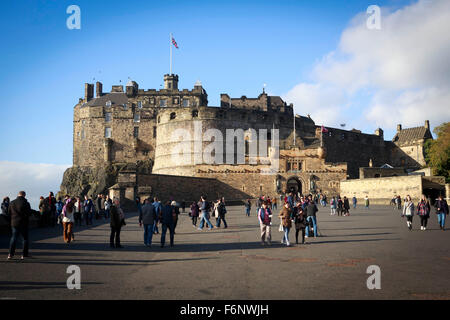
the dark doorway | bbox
[287,177,302,195]
[423,188,445,204]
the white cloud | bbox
[283,0,450,132]
[0,161,70,210]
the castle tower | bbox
[164,74,179,90]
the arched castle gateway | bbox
[62,74,444,206]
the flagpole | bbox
[170,32,172,75]
[293,113,296,147]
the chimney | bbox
[84,83,94,102]
[96,81,103,98]
[397,124,402,132]
[425,120,430,129]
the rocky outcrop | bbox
[59,159,153,198]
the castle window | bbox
[133,127,139,138]
[173,97,179,104]
[192,110,198,118]
[142,150,149,156]
[157,116,161,123]
[138,101,143,109]
[123,103,128,110]
[106,100,112,107]
[153,126,157,138]
[81,129,85,140]
[160,99,167,107]
[168,83,172,89]
[150,98,155,104]
[105,112,112,122]
[105,127,112,138]
[134,113,140,123]
[170,112,176,120]
[183,99,190,107]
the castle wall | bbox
[340,175,423,204]
[322,128,391,178]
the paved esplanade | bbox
[0,205,449,299]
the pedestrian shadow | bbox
[307,238,401,245]
[0,280,102,291]
[323,232,393,237]
[1,256,216,267]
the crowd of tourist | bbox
[0,189,448,259]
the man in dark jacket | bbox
[160,201,175,247]
[8,191,34,260]
[434,195,449,230]
[305,195,319,238]
[110,199,124,248]
[95,194,104,220]
[43,192,57,227]
[139,198,156,247]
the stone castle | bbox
[61,74,443,206]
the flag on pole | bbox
[321,125,329,133]
[171,36,179,49]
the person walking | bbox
[294,202,307,245]
[213,199,220,226]
[343,196,350,216]
[434,195,449,231]
[364,195,370,210]
[171,201,180,234]
[83,195,94,225]
[402,195,414,231]
[198,195,214,230]
[55,197,64,226]
[7,191,34,260]
[152,197,162,234]
[352,196,357,209]
[279,202,292,246]
[245,199,251,217]
[396,195,402,210]
[38,196,45,227]
[74,197,82,226]
[139,198,157,247]
[216,198,228,228]
[62,198,76,244]
[257,200,272,245]
[95,194,104,220]
[1,197,11,229]
[330,196,337,215]
[417,195,431,231]
[190,201,199,227]
[272,197,277,211]
[305,195,319,238]
[160,201,176,247]
[104,195,112,220]
[44,192,57,227]
[110,198,125,248]
[337,196,343,216]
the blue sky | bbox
[0,0,417,165]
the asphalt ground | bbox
[0,204,449,300]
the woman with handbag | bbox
[278,202,292,246]
[294,202,307,244]
[417,194,430,231]
[402,195,414,231]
